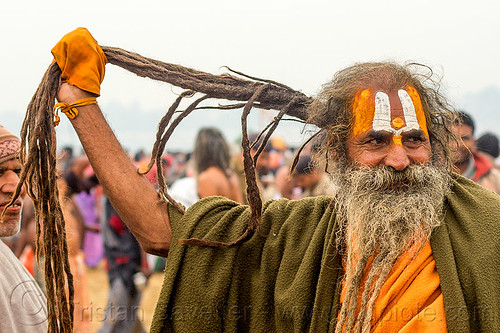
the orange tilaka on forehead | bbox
[352,89,375,137]
[405,86,428,137]
[351,86,428,142]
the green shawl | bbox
[150,174,500,332]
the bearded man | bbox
[53,29,499,332]
[0,125,48,332]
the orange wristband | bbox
[53,97,97,126]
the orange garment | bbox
[340,241,447,332]
[51,27,107,96]
[19,245,35,276]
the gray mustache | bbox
[350,165,439,191]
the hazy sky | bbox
[1,0,499,151]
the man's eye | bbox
[367,137,385,145]
[14,169,22,175]
[404,135,426,146]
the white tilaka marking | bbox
[372,90,420,135]
[398,90,420,132]
[373,91,391,132]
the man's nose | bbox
[1,170,20,194]
[384,143,410,171]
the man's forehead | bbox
[0,158,21,169]
[0,137,21,165]
[352,85,428,138]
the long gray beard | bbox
[332,160,451,333]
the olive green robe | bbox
[151,174,500,332]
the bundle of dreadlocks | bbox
[12,45,313,331]
[101,46,313,244]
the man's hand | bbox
[52,27,107,96]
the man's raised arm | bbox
[54,28,172,256]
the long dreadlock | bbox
[9,46,313,332]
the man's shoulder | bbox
[169,196,335,243]
[263,196,334,212]
[0,240,48,331]
[178,195,334,218]
[198,167,226,184]
[262,196,334,227]
[445,173,500,235]
[434,175,500,332]
[437,174,500,271]
[450,172,500,205]
[479,167,500,194]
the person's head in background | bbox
[292,154,322,192]
[477,132,499,165]
[452,111,476,173]
[194,127,232,177]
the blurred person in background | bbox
[233,133,279,202]
[58,154,103,270]
[98,195,150,333]
[476,132,500,171]
[72,164,104,268]
[58,145,74,173]
[452,111,500,194]
[170,127,243,207]
[58,176,93,332]
[292,154,337,197]
[273,163,300,200]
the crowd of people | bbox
[1,27,500,333]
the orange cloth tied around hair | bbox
[51,27,107,96]
[340,241,447,332]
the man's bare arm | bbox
[58,83,172,256]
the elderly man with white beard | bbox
[50,29,499,333]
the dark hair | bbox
[248,133,272,153]
[62,145,73,158]
[307,61,457,168]
[193,127,231,177]
[293,154,315,174]
[477,132,499,158]
[455,111,475,134]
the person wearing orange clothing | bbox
[42,28,500,332]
